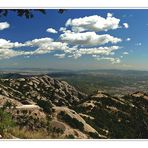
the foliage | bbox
[66,134,75,139]
[10,127,51,139]
[50,127,64,135]
[0,109,15,136]
[0,9,65,19]
[37,100,52,114]
[88,132,100,139]
[2,101,15,110]
[15,114,47,130]
[59,111,84,131]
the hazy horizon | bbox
[1,67,148,72]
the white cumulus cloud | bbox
[59,27,67,32]
[65,13,120,32]
[0,38,69,59]
[54,53,65,58]
[25,37,53,47]
[0,22,10,30]
[123,51,129,55]
[126,38,131,41]
[60,31,121,47]
[135,42,142,46]
[0,38,25,49]
[46,28,58,34]
[69,46,120,59]
[96,57,121,64]
[123,23,129,29]
[0,13,130,65]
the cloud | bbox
[0,13,129,65]
[126,38,131,41]
[95,56,121,64]
[123,23,129,29]
[60,31,121,47]
[123,52,129,55]
[78,46,119,55]
[0,38,25,49]
[0,48,21,59]
[46,28,58,34]
[0,39,32,59]
[0,37,122,63]
[33,42,69,55]
[0,38,68,59]
[59,27,67,32]
[0,37,122,65]
[25,37,53,47]
[65,13,120,32]
[135,42,142,46]
[54,53,65,58]
[69,46,120,59]
[0,22,10,30]
[24,37,70,55]
[0,37,79,60]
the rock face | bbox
[0,75,148,139]
[75,90,148,138]
[0,75,91,139]
[0,75,87,107]
[50,106,106,138]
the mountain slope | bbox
[0,75,147,139]
[75,91,148,138]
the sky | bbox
[0,9,148,70]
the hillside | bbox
[0,75,147,139]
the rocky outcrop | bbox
[75,91,148,138]
[0,75,87,107]
[0,75,147,139]
[50,106,106,138]
[0,75,91,138]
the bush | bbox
[10,127,51,139]
[2,101,14,110]
[66,134,75,139]
[37,100,52,114]
[89,132,99,139]
[0,109,15,136]
[50,127,64,135]
[59,111,84,131]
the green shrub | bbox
[89,132,100,139]
[50,127,64,134]
[0,109,15,136]
[37,100,52,114]
[66,134,75,139]
[2,101,13,110]
[59,111,84,131]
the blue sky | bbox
[0,9,148,70]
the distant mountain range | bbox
[1,68,148,73]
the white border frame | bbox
[0,0,148,8]
[0,2,148,147]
